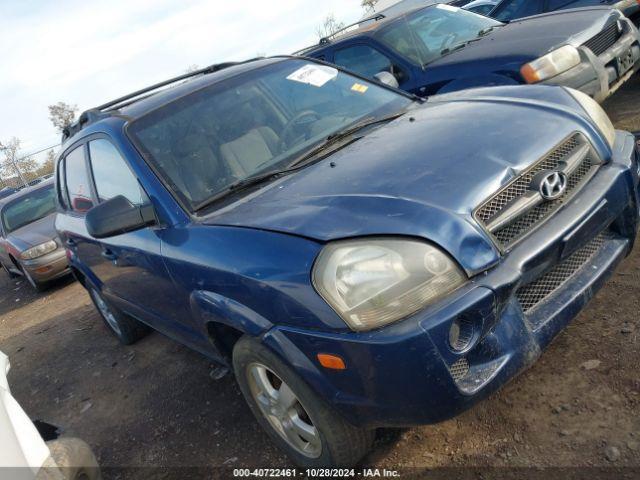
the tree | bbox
[48,102,78,133]
[316,14,345,40]
[0,138,37,187]
[361,0,378,12]
[35,150,56,177]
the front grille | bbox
[450,358,470,381]
[516,231,611,313]
[583,22,623,57]
[474,134,601,250]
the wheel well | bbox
[206,322,244,359]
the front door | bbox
[57,138,189,341]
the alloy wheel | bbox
[247,362,322,458]
[91,289,122,336]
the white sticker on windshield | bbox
[436,4,458,12]
[287,64,338,87]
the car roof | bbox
[0,179,54,208]
[60,57,285,149]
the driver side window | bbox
[333,45,393,79]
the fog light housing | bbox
[449,317,476,352]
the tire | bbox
[44,437,101,480]
[88,287,150,345]
[233,336,374,467]
[1,261,18,279]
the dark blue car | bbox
[300,2,640,102]
[55,57,639,467]
[490,0,640,23]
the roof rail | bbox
[292,14,385,56]
[319,14,385,44]
[61,58,264,142]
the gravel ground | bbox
[0,75,639,479]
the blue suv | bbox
[55,57,640,467]
[300,2,640,102]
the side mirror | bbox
[85,195,156,239]
[374,71,400,89]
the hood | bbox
[426,7,620,78]
[7,214,57,252]
[201,86,601,275]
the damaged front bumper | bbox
[263,131,640,428]
[543,18,640,102]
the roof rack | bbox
[62,58,263,142]
[292,14,385,56]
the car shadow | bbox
[0,271,75,316]
[2,300,291,473]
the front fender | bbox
[190,290,273,338]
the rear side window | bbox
[88,139,144,205]
[333,45,392,78]
[492,0,543,20]
[64,146,94,213]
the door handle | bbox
[101,249,118,261]
[66,238,77,248]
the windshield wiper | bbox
[440,29,497,56]
[289,112,406,169]
[193,169,290,212]
[477,26,495,37]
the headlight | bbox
[20,240,57,260]
[312,238,466,331]
[521,45,581,84]
[566,88,616,149]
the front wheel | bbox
[233,336,374,467]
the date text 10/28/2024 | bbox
[233,469,401,478]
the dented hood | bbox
[201,86,598,275]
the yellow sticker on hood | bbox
[351,83,369,93]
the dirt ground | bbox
[1,76,639,479]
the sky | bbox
[0,0,365,163]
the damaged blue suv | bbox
[55,57,639,467]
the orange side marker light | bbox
[317,353,346,370]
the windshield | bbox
[377,4,502,66]
[2,184,56,234]
[128,59,411,211]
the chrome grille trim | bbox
[474,133,602,250]
[582,22,623,57]
[450,358,470,382]
[516,231,612,313]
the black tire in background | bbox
[88,287,150,345]
[233,335,374,467]
[1,261,18,279]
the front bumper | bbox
[542,18,640,102]
[264,131,640,428]
[22,248,70,283]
